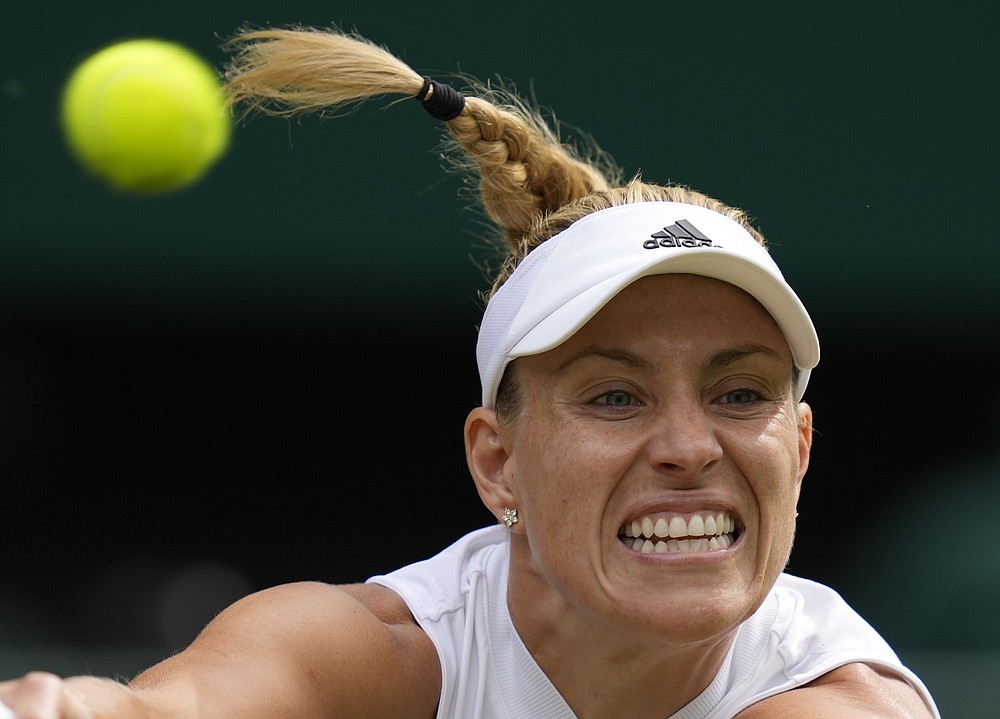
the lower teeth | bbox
[628,534,732,553]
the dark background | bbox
[2,1,998,713]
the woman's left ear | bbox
[465,407,517,520]
[796,402,814,486]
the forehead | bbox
[559,273,789,353]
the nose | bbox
[645,397,723,479]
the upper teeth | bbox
[622,512,735,539]
[620,512,737,554]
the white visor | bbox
[476,201,820,408]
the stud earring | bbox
[501,507,518,527]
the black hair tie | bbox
[416,76,465,121]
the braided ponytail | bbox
[222,24,764,301]
[224,27,614,240]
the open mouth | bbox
[618,511,740,554]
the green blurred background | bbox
[2,1,998,714]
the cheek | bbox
[755,416,805,490]
[509,420,619,534]
[747,432,803,566]
[738,427,802,522]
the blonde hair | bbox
[222,25,766,302]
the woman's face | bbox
[500,273,813,643]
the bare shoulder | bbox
[736,663,935,718]
[132,581,440,719]
[340,581,425,626]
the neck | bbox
[506,560,737,719]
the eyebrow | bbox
[558,343,786,375]
[558,346,655,373]
[700,343,787,374]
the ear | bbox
[465,406,518,525]
[795,402,814,491]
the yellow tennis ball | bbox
[61,38,231,194]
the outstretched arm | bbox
[0,582,439,719]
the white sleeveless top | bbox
[367,525,939,718]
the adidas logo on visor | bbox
[644,220,717,249]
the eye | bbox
[593,389,638,408]
[718,388,761,405]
